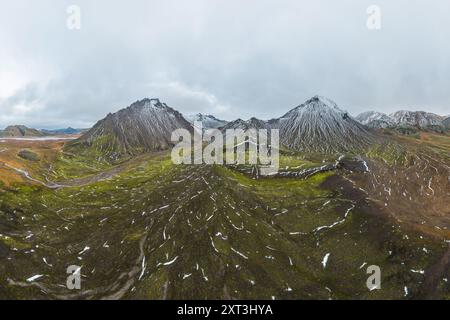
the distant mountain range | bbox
[0,125,45,137]
[0,125,84,137]
[41,127,83,135]
[185,113,228,129]
[356,110,447,132]
[4,97,448,158]
[220,117,270,131]
[355,111,395,129]
[65,95,377,159]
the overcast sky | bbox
[1,0,449,129]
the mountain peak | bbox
[220,117,269,131]
[356,111,395,129]
[390,110,444,130]
[356,110,446,132]
[128,98,164,110]
[67,99,192,161]
[185,113,228,129]
[279,97,373,153]
[309,95,338,107]
[281,96,344,120]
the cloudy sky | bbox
[1,0,449,129]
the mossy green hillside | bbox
[0,151,448,299]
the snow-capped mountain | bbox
[389,110,444,131]
[443,117,450,130]
[356,110,446,132]
[355,111,395,129]
[68,98,192,160]
[220,117,269,131]
[278,96,373,153]
[185,113,228,129]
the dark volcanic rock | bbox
[337,157,369,173]
[0,242,9,259]
[17,149,40,161]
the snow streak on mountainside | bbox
[185,114,228,129]
[67,98,192,160]
[278,96,373,153]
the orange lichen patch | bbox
[418,131,450,143]
[356,132,450,240]
[407,132,450,149]
[0,167,24,186]
[0,138,72,185]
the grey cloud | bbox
[0,0,449,129]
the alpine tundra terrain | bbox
[0,96,449,300]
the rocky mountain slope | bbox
[0,125,45,137]
[66,98,192,161]
[278,96,373,153]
